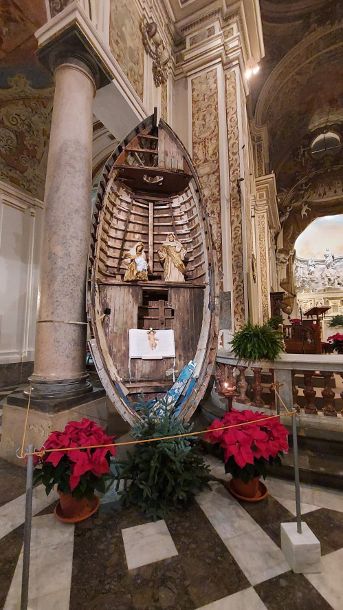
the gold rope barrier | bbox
[18,410,296,460]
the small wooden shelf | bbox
[137,134,158,140]
[126,147,158,154]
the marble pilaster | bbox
[255,174,280,324]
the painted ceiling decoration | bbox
[251,0,343,314]
[0,0,47,63]
[0,74,53,199]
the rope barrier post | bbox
[292,414,302,534]
[21,444,34,610]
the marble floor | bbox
[1,455,343,610]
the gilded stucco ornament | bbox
[140,18,170,87]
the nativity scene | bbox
[88,112,218,425]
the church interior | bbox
[0,1,343,609]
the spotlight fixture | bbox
[245,64,260,80]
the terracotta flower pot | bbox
[231,476,260,498]
[228,476,268,502]
[55,491,100,523]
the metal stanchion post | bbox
[292,415,302,534]
[21,444,34,610]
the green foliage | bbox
[329,315,343,328]
[267,315,283,330]
[224,454,282,483]
[111,409,210,520]
[231,321,284,362]
[33,455,113,499]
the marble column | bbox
[29,59,95,401]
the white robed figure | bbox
[158,233,186,282]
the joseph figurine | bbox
[158,232,186,282]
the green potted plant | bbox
[33,418,116,522]
[112,407,210,519]
[205,408,288,501]
[231,321,284,362]
[267,315,283,330]
[329,315,343,328]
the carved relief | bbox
[295,251,343,292]
[141,18,170,87]
[48,0,72,18]
[191,69,222,277]
[0,75,53,198]
[256,213,270,322]
[189,26,215,47]
[225,70,245,329]
[161,81,168,121]
[109,0,144,99]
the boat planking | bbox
[88,111,219,425]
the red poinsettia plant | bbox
[205,409,288,483]
[33,418,116,498]
[327,333,343,354]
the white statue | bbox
[308,259,316,275]
[158,233,186,282]
[324,248,334,268]
[123,242,148,282]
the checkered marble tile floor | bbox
[1,455,343,609]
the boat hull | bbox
[88,115,219,425]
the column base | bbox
[0,395,109,466]
[26,373,93,403]
[8,381,102,414]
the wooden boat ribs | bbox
[88,114,219,425]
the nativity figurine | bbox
[123,242,148,282]
[158,232,186,282]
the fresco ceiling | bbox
[253,0,343,217]
[0,0,54,199]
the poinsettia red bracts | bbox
[36,418,116,491]
[205,409,288,469]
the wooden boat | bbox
[88,111,219,425]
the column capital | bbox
[35,2,113,90]
[256,173,280,233]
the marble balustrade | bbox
[216,352,343,418]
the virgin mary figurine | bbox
[123,242,148,281]
[158,233,186,282]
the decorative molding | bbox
[255,172,280,234]
[0,179,44,211]
[191,68,222,277]
[225,69,246,329]
[141,17,171,87]
[256,210,271,322]
[36,2,147,130]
